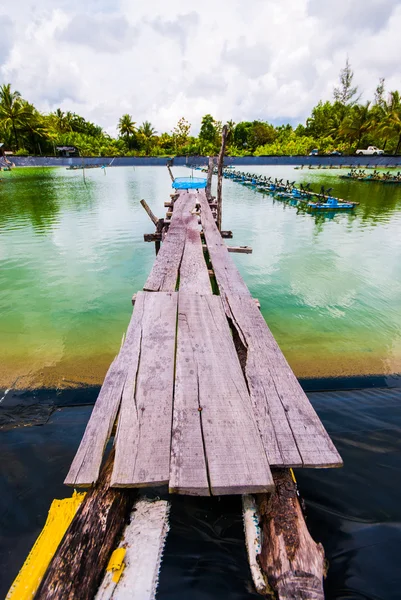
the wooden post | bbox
[140,199,160,228]
[206,156,214,201]
[167,164,174,182]
[35,450,137,600]
[140,199,164,255]
[256,469,325,599]
[217,125,228,231]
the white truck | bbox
[356,146,384,156]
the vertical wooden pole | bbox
[205,156,214,201]
[167,164,174,182]
[217,125,228,231]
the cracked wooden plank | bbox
[111,292,177,487]
[170,292,274,496]
[225,294,342,468]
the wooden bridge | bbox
[11,148,342,600]
[65,188,341,495]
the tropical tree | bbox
[118,114,136,149]
[138,121,157,155]
[340,102,373,149]
[333,58,360,106]
[378,91,401,154]
[0,84,34,149]
[199,114,219,152]
[172,117,191,152]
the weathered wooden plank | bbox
[65,298,148,486]
[179,193,212,294]
[171,292,274,496]
[111,292,177,487]
[95,498,170,600]
[36,451,137,600]
[169,298,210,495]
[143,191,188,292]
[225,294,342,468]
[198,190,251,297]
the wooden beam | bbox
[35,451,137,600]
[216,125,228,230]
[202,244,252,254]
[221,230,233,239]
[205,156,214,200]
[256,469,325,599]
[167,164,174,182]
[144,233,162,242]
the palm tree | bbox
[138,121,157,155]
[118,114,136,147]
[340,101,373,149]
[0,83,32,149]
[378,91,401,155]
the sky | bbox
[1,0,401,135]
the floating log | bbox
[255,469,325,599]
[35,450,137,600]
[217,125,228,230]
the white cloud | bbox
[1,0,401,134]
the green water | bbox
[1,165,401,388]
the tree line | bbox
[1,61,401,157]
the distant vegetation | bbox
[1,61,401,157]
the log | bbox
[205,156,214,200]
[221,230,233,239]
[167,164,174,182]
[35,451,137,600]
[217,125,228,230]
[256,469,325,599]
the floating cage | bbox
[172,177,207,189]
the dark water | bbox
[1,382,401,600]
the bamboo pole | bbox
[217,125,228,231]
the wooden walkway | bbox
[65,190,342,495]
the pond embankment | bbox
[11,155,401,168]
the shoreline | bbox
[8,155,401,168]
